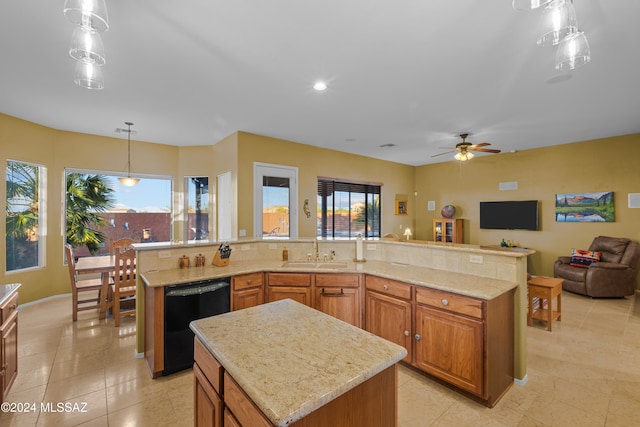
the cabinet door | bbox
[224,408,242,427]
[0,310,18,402]
[315,287,361,327]
[267,286,312,306]
[194,363,222,427]
[433,220,444,242]
[365,291,412,363]
[414,304,484,397]
[231,287,264,311]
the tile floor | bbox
[1,290,639,426]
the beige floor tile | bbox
[35,389,107,427]
[7,291,640,426]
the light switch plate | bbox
[470,255,483,264]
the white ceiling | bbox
[1,1,639,166]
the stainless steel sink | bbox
[282,261,348,269]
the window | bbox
[254,163,298,239]
[317,179,381,239]
[65,170,172,258]
[6,160,46,271]
[186,177,209,240]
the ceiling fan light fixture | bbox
[454,151,474,161]
[555,30,591,71]
[512,0,552,11]
[536,0,577,47]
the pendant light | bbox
[69,26,106,65]
[555,30,591,71]
[63,0,109,33]
[537,0,578,47]
[118,122,140,187]
[512,0,552,11]
[73,61,104,90]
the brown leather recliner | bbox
[554,236,640,297]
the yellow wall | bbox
[3,111,639,303]
[415,134,640,280]
[236,131,416,238]
[1,114,181,303]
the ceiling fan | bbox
[432,133,501,161]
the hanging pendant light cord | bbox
[125,121,133,176]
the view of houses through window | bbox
[317,179,381,239]
[5,160,45,272]
[65,170,172,258]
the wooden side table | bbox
[527,276,563,331]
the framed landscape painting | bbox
[555,192,614,222]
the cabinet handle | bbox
[441,299,449,306]
[246,280,252,284]
[321,288,344,296]
[404,330,410,336]
[383,285,388,290]
[415,334,421,341]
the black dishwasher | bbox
[163,279,230,375]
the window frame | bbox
[5,159,47,273]
[317,178,382,239]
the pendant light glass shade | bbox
[555,30,591,71]
[74,61,104,90]
[63,0,109,32]
[454,151,474,161]
[512,0,552,11]
[118,177,140,187]
[537,0,577,47]
[69,26,106,65]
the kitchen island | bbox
[190,298,407,427]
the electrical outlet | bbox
[269,243,277,250]
[158,250,172,259]
[241,244,251,251]
[469,255,483,264]
[367,244,377,250]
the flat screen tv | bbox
[480,200,539,231]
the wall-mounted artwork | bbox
[555,192,614,222]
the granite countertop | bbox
[0,283,21,306]
[141,259,517,300]
[190,299,407,427]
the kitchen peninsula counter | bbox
[190,298,407,426]
[140,259,517,300]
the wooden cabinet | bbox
[414,286,514,407]
[414,296,484,396]
[0,292,18,403]
[364,276,413,363]
[433,218,463,243]
[194,338,224,427]
[266,273,312,306]
[314,273,362,328]
[231,273,264,311]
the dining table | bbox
[74,254,116,320]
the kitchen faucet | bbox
[313,239,319,261]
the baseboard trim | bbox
[17,293,71,310]
[514,374,528,386]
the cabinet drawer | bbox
[194,338,223,394]
[415,287,484,319]
[1,293,18,324]
[315,273,360,288]
[267,273,312,287]
[232,273,264,291]
[365,275,411,300]
[224,373,271,427]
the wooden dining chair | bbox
[65,244,103,321]
[109,237,135,256]
[109,247,137,327]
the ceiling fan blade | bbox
[470,142,491,148]
[431,150,456,157]
[469,147,501,153]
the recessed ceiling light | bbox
[313,81,327,91]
